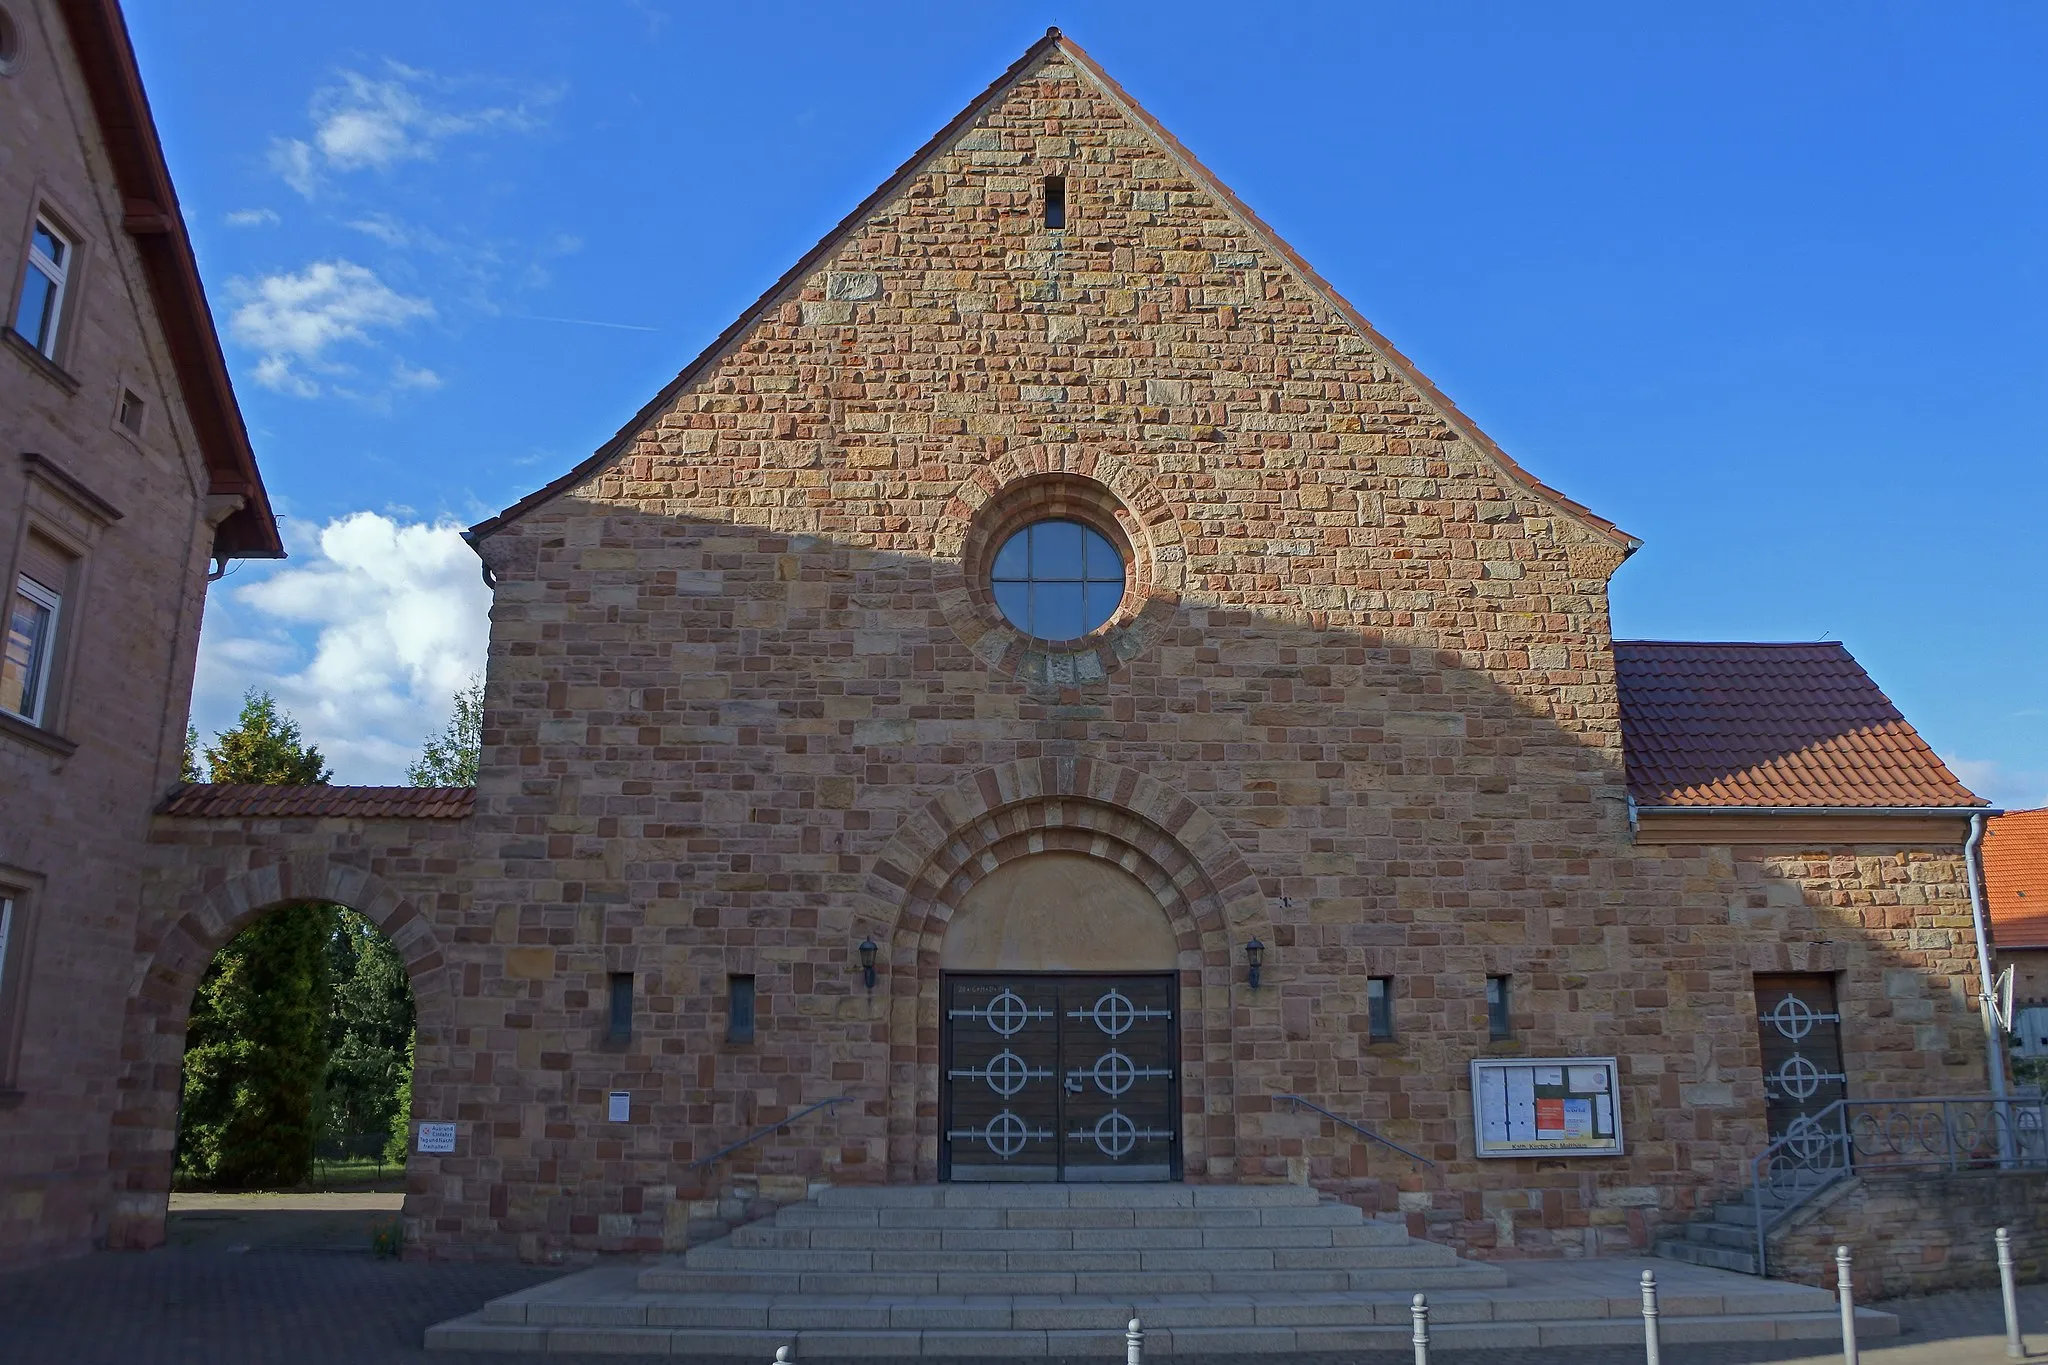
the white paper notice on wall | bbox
[416,1122,456,1154]
[608,1091,631,1123]
[1568,1066,1610,1093]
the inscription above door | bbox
[942,973,1178,1182]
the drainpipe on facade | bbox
[1963,811,2014,1161]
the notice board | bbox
[1469,1057,1623,1158]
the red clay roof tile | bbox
[158,784,474,820]
[1986,809,2048,949]
[1614,641,1983,809]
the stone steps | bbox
[431,1286,1897,1355]
[425,1185,1899,1355]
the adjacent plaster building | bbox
[104,31,2002,1269]
[0,0,281,1269]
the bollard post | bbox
[1641,1268,1662,1365]
[773,1348,791,1365]
[1127,1316,1143,1365]
[1997,1227,2026,1358]
[1836,1245,1859,1365]
[1411,1292,1430,1365]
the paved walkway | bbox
[4,1211,2048,1364]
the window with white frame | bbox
[2,573,60,725]
[13,216,71,359]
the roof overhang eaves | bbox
[56,0,283,561]
[1634,804,1996,817]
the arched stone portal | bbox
[941,852,1179,973]
[865,758,1271,1184]
[105,845,457,1252]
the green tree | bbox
[178,904,335,1186]
[319,910,416,1157]
[203,690,331,785]
[177,690,334,1188]
[181,724,202,782]
[407,675,483,786]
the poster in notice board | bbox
[1469,1057,1623,1158]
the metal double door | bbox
[941,973,1179,1182]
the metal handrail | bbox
[688,1096,851,1172]
[1276,1093,1438,1170]
[1746,1091,2048,1275]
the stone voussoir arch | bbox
[105,854,453,1251]
[862,757,1270,1182]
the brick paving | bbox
[6,1236,2048,1365]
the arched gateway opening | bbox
[107,859,452,1252]
[176,904,415,1192]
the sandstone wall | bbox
[0,0,232,1270]
[1771,1171,2048,1299]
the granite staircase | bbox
[428,1182,1896,1355]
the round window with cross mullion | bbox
[989,519,1126,641]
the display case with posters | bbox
[1469,1057,1624,1158]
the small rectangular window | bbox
[608,972,634,1042]
[14,216,72,359]
[727,973,756,1043]
[1043,175,1066,231]
[1366,976,1394,1041]
[1486,975,1512,1041]
[0,885,30,1088]
[2,573,60,725]
[117,388,145,435]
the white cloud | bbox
[268,138,320,197]
[392,360,444,391]
[346,213,414,247]
[272,62,548,197]
[194,513,492,783]
[225,208,280,228]
[228,260,433,397]
[1943,754,2048,813]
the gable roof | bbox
[54,0,281,559]
[467,28,1634,554]
[1985,809,2048,949]
[158,784,474,820]
[1615,640,1983,809]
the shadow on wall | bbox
[118,506,1989,1262]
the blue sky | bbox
[135,2,2048,802]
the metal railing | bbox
[1275,1093,1438,1170]
[1748,1091,2048,1274]
[688,1096,851,1174]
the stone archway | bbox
[862,758,1270,1183]
[104,859,452,1251]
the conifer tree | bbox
[177,690,334,1188]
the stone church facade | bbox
[111,31,1993,1266]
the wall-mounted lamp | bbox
[859,936,878,992]
[1245,936,1264,990]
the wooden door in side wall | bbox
[1754,974,1848,1142]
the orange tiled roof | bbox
[158,784,474,819]
[1986,809,2048,949]
[1614,641,1984,809]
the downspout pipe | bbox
[1964,811,2014,1159]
